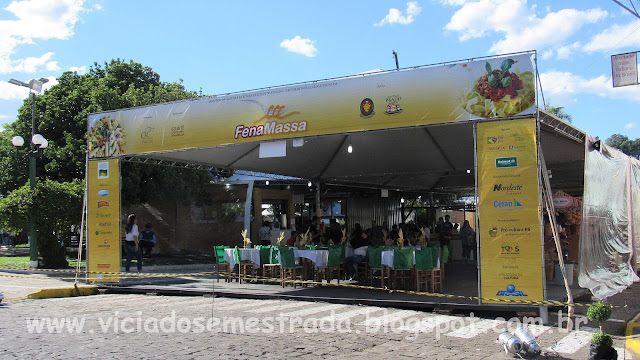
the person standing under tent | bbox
[440,215,454,247]
[259,221,272,246]
[459,220,476,264]
[124,214,142,272]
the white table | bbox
[293,249,329,269]
[224,248,261,269]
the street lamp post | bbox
[8,78,49,268]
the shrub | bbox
[590,332,613,347]
[587,301,612,323]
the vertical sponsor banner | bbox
[477,118,543,303]
[87,159,121,282]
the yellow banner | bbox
[87,53,536,158]
[87,159,121,282]
[477,118,543,303]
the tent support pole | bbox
[473,122,482,305]
[315,182,321,217]
[244,181,254,240]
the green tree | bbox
[0,180,84,268]
[545,102,573,123]
[605,134,640,159]
[1,59,216,266]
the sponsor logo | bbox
[489,226,531,236]
[508,144,527,151]
[97,162,109,179]
[98,201,109,208]
[96,213,111,218]
[234,121,308,139]
[501,245,520,254]
[495,157,518,168]
[493,184,522,192]
[97,264,111,269]
[242,100,300,124]
[500,226,531,234]
[496,284,527,297]
[140,126,154,143]
[233,101,306,139]
[95,230,113,235]
[98,222,112,227]
[493,199,523,208]
[385,95,403,115]
[487,135,504,144]
[170,124,184,137]
[98,189,109,197]
[360,98,375,118]
[553,196,573,209]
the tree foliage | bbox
[605,134,640,159]
[545,102,573,123]
[0,59,215,267]
[2,59,213,205]
[0,179,84,268]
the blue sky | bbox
[0,0,639,141]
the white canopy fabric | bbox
[132,111,585,196]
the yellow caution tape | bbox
[0,266,614,308]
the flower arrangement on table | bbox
[397,229,405,249]
[241,229,251,248]
[341,229,347,244]
[277,231,285,246]
[419,227,428,247]
[298,229,310,247]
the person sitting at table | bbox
[387,224,400,246]
[285,231,298,246]
[309,216,324,245]
[346,223,369,280]
[366,220,384,246]
[327,218,342,244]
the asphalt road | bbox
[0,294,635,359]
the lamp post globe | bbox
[11,136,24,147]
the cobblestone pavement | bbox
[0,295,635,359]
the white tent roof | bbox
[130,109,585,196]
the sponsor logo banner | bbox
[87,159,120,282]
[87,53,536,158]
[477,118,543,303]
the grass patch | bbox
[0,254,212,269]
[0,256,30,268]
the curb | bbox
[27,285,99,300]
[626,312,640,355]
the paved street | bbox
[0,294,634,359]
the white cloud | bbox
[0,0,87,73]
[556,42,581,59]
[583,20,640,53]
[280,36,318,58]
[375,1,422,26]
[0,114,8,119]
[45,60,59,71]
[438,0,468,5]
[625,122,635,129]
[69,65,87,74]
[540,70,640,104]
[444,0,607,56]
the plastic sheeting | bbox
[632,159,640,268]
[578,135,639,300]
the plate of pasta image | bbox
[461,59,535,118]
[88,116,126,157]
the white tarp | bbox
[578,135,639,299]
